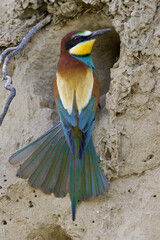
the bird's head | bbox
[61,29,111,56]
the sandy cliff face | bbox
[0,0,160,239]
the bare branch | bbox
[1,15,52,79]
[0,47,17,64]
[0,76,16,126]
[0,15,52,126]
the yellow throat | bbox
[69,39,96,56]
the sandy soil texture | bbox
[0,0,160,239]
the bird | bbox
[9,28,111,221]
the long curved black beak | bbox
[90,28,111,39]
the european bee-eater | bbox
[9,28,111,221]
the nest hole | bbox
[92,27,120,95]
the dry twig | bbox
[0,15,52,126]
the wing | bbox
[78,70,100,158]
[57,97,77,156]
[53,76,77,156]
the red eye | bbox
[74,36,81,41]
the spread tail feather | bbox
[79,138,110,201]
[69,136,110,221]
[9,122,109,221]
[9,122,70,197]
[69,137,82,221]
[69,154,81,221]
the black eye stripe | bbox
[65,35,91,50]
